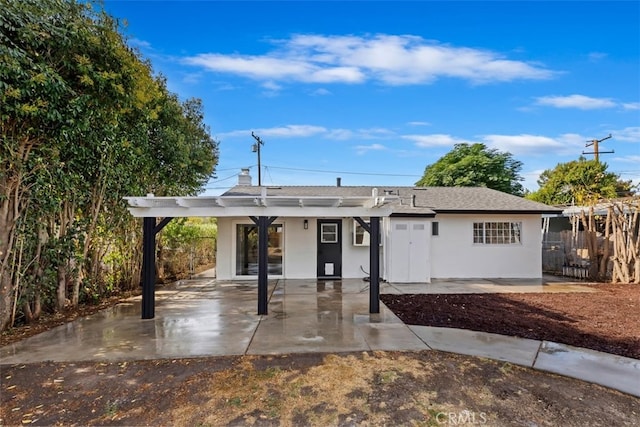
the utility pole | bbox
[583,134,613,163]
[251,132,264,186]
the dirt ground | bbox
[1,282,639,426]
[381,283,640,360]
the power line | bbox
[203,186,236,190]
[264,165,275,185]
[214,165,256,172]
[207,171,243,185]
[204,163,420,189]
[264,164,421,178]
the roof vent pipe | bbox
[411,194,416,207]
[336,177,341,187]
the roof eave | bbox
[433,209,563,215]
[390,212,437,218]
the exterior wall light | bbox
[303,219,308,229]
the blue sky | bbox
[103,1,640,195]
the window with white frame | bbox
[473,222,522,244]
[353,219,383,246]
[321,223,338,243]
[353,220,370,246]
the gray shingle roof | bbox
[405,187,561,213]
[222,185,561,215]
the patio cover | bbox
[124,189,397,319]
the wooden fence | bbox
[543,231,591,279]
[542,199,639,283]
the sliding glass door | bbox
[235,224,283,276]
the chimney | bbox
[238,168,252,186]
[336,177,341,187]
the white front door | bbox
[389,220,430,283]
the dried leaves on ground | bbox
[2,351,639,426]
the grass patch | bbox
[168,352,436,426]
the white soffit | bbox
[124,193,397,218]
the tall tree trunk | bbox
[0,184,19,330]
[55,200,80,309]
[0,135,37,330]
[579,209,599,280]
[72,170,107,306]
[56,265,68,310]
[599,208,612,280]
[31,225,48,321]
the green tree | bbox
[0,0,219,330]
[1,0,96,328]
[526,157,634,205]
[415,143,524,196]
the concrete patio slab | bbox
[247,279,428,355]
[534,341,640,398]
[1,276,636,399]
[0,280,274,364]
[408,325,541,366]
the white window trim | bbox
[321,223,338,243]
[472,221,522,245]
[352,219,384,247]
[353,219,370,246]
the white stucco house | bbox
[125,171,562,317]
[215,174,562,283]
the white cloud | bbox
[219,125,327,139]
[214,82,237,91]
[184,53,364,83]
[612,155,640,163]
[403,134,471,147]
[293,34,554,85]
[262,81,282,91]
[181,72,202,85]
[484,133,591,156]
[310,88,332,96]
[261,81,283,96]
[183,34,555,86]
[482,134,567,155]
[259,125,327,138]
[129,38,152,49]
[358,128,396,138]
[325,129,354,140]
[535,94,616,110]
[622,102,640,110]
[402,132,585,156]
[407,121,431,127]
[219,125,396,141]
[588,52,607,62]
[611,126,640,142]
[354,143,387,155]
[326,127,395,140]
